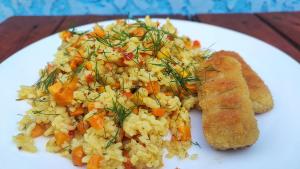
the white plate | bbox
[1,19,300,169]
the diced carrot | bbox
[87,113,104,129]
[51,89,73,106]
[31,123,46,138]
[54,131,70,146]
[87,154,102,169]
[123,151,133,169]
[132,108,139,114]
[146,81,160,94]
[48,78,78,106]
[122,91,133,98]
[70,106,84,116]
[97,86,105,93]
[87,102,95,112]
[69,56,83,70]
[112,82,120,89]
[72,146,85,166]
[70,60,77,70]
[178,125,191,141]
[192,40,201,48]
[130,27,145,37]
[60,31,72,41]
[67,77,78,90]
[151,108,166,117]
[91,25,105,38]
[48,82,63,95]
[85,74,94,84]
[77,120,89,135]
[85,61,93,70]
[185,83,197,92]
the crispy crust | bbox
[212,51,273,113]
[198,55,259,150]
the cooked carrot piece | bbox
[48,78,78,106]
[77,120,89,135]
[97,86,105,93]
[70,106,84,116]
[178,125,191,141]
[69,56,83,70]
[85,61,93,70]
[91,25,105,38]
[130,27,145,37]
[87,113,104,129]
[72,146,85,166]
[146,81,160,94]
[87,102,95,112]
[60,31,72,41]
[48,82,63,95]
[31,123,46,138]
[151,108,166,117]
[68,77,78,90]
[87,154,102,169]
[54,131,70,146]
[112,82,120,89]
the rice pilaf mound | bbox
[14,16,205,169]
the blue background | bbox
[1,0,300,22]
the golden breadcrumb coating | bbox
[197,55,259,150]
[212,51,273,113]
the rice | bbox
[14,16,205,169]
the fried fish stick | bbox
[212,51,273,113]
[197,56,259,150]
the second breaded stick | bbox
[212,51,273,113]
[198,56,259,150]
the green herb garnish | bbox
[106,100,132,127]
[191,141,201,148]
[32,110,59,116]
[105,128,119,149]
[153,59,199,93]
[35,68,59,92]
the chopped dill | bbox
[95,61,106,85]
[74,63,84,75]
[191,141,201,148]
[106,100,132,127]
[105,128,119,149]
[32,110,59,116]
[69,27,88,36]
[152,59,199,93]
[35,68,59,92]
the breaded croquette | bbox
[197,55,259,150]
[212,51,273,113]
